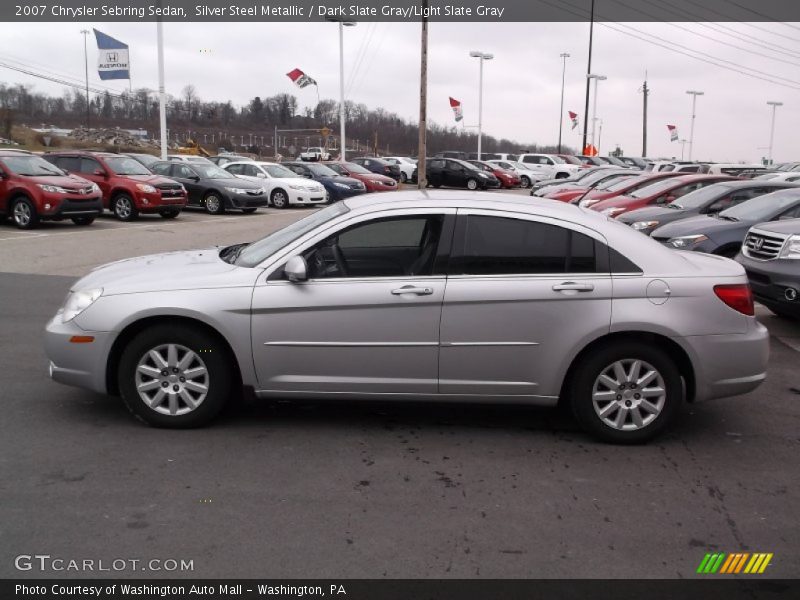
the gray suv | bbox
[44,192,769,443]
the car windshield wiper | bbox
[220,242,250,264]
[716,214,740,221]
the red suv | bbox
[44,151,187,220]
[0,150,103,229]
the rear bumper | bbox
[680,320,770,402]
[44,315,112,395]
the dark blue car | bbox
[282,162,368,202]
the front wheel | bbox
[71,216,96,226]
[400,172,408,184]
[271,189,289,209]
[118,325,232,428]
[113,194,138,221]
[466,178,479,190]
[520,176,531,188]
[569,342,682,444]
[204,193,225,215]
[12,198,40,229]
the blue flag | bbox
[93,29,129,80]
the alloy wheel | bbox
[591,359,666,431]
[272,191,287,208]
[135,344,209,416]
[115,197,132,219]
[13,202,31,226]
[205,195,221,214]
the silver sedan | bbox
[44,191,769,443]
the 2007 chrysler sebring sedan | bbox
[44,191,769,443]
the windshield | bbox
[1,155,65,176]
[262,164,297,178]
[581,170,626,186]
[594,174,635,190]
[719,190,800,221]
[550,155,566,164]
[606,174,651,192]
[306,163,338,177]
[104,156,152,175]
[128,154,159,167]
[630,177,683,199]
[560,155,582,165]
[341,162,371,175]
[235,202,350,267]
[670,184,732,209]
[193,164,235,179]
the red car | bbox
[468,160,521,188]
[576,172,684,208]
[544,171,641,203]
[44,151,187,220]
[323,161,398,192]
[0,149,103,229]
[589,174,740,218]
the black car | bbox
[737,218,800,319]
[619,181,798,236]
[123,153,161,170]
[426,158,501,190]
[651,189,800,257]
[281,161,368,202]
[350,157,401,182]
[151,161,268,214]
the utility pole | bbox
[581,0,595,154]
[766,100,783,165]
[557,52,570,154]
[417,0,429,189]
[80,29,90,130]
[156,19,167,160]
[686,90,704,161]
[641,75,649,157]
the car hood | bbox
[319,175,363,186]
[618,205,690,223]
[362,173,396,184]
[72,249,259,295]
[747,217,800,235]
[204,177,264,189]
[651,214,745,239]
[27,174,95,188]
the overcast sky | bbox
[1,21,798,162]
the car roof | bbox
[0,149,34,157]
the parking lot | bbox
[1,195,799,579]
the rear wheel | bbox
[71,216,95,226]
[112,194,138,221]
[569,342,682,444]
[118,324,232,428]
[400,172,408,183]
[466,178,479,190]
[520,176,531,188]
[271,189,289,209]
[12,197,39,229]
[204,192,225,215]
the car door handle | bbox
[391,286,434,296]
[552,282,595,292]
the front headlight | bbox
[60,288,103,323]
[602,207,626,217]
[668,234,708,248]
[779,234,800,259]
[36,184,69,194]
[478,173,489,179]
[632,220,659,231]
[135,184,157,194]
[288,184,304,190]
[90,183,100,193]
[224,187,250,194]
[579,199,600,208]
[334,182,350,189]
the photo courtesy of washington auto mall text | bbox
[1,0,800,599]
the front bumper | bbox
[738,253,800,316]
[44,315,113,395]
[680,319,769,402]
[41,194,103,219]
[227,192,270,209]
[134,191,188,212]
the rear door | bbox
[439,209,613,397]
[170,164,203,205]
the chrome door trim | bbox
[440,341,540,347]
[263,341,438,347]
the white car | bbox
[488,160,547,188]
[298,147,331,162]
[381,156,417,183]
[517,153,580,179]
[755,172,800,182]
[223,161,328,208]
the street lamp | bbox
[330,20,356,160]
[767,100,783,165]
[557,52,570,154]
[469,50,493,160]
[80,29,90,130]
[587,73,606,154]
[686,90,704,161]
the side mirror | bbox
[284,256,308,282]
[256,172,266,178]
[191,175,200,181]
[303,173,313,179]
[94,169,107,177]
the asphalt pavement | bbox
[0,200,799,579]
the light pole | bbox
[587,74,606,154]
[80,29,90,130]
[767,100,783,165]
[469,50,493,160]
[686,90,704,161]
[557,52,570,154]
[333,20,356,160]
[679,139,688,161]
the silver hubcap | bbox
[467,180,477,190]
[522,177,530,187]
[14,202,31,225]
[273,192,286,207]
[206,196,220,212]
[592,359,666,431]
[135,344,209,416]
[116,198,132,218]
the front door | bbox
[251,209,455,395]
[439,209,613,397]
[170,164,203,205]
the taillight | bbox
[714,284,754,316]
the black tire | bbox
[71,216,96,226]
[271,189,289,209]
[203,192,225,215]
[241,207,257,214]
[432,183,442,188]
[466,178,479,191]
[400,172,408,183]
[763,302,799,320]
[11,197,40,229]
[555,172,569,179]
[112,194,139,221]
[118,324,232,428]
[520,176,531,188]
[568,342,683,444]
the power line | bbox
[681,0,800,42]
[720,0,800,31]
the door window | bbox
[79,158,103,174]
[302,215,446,279]
[226,164,243,175]
[175,164,196,179]
[456,215,597,275]
[54,156,81,172]
[151,163,170,175]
